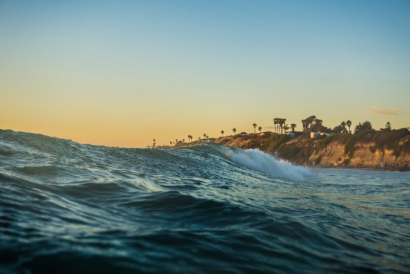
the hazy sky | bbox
[1,0,409,147]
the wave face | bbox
[217,146,310,181]
[1,129,410,273]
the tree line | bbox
[151,116,393,148]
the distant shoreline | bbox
[162,130,410,172]
[165,142,410,172]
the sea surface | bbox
[1,129,409,274]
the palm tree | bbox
[233,128,236,135]
[277,118,282,133]
[273,118,278,133]
[302,115,316,136]
[203,134,207,139]
[221,130,224,137]
[279,119,286,134]
[258,126,262,133]
[341,121,347,133]
[301,119,307,135]
[386,121,391,130]
[346,120,352,133]
[314,119,323,132]
[170,141,172,146]
[253,123,257,133]
[182,139,185,143]
[307,116,315,130]
[188,135,192,142]
[291,124,296,132]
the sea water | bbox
[0,129,409,273]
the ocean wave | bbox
[1,129,409,273]
[217,146,310,181]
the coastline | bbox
[161,130,410,172]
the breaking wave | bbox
[217,146,310,181]
[1,129,409,273]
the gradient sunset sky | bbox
[1,1,409,147]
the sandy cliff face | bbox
[211,131,410,168]
[308,142,410,167]
[171,130,410,168]
[308,142,347,166]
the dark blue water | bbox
[1,129,409,273]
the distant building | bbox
[310,132,320,138]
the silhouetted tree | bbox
[354,121,373,133]
[279,119,286,134]
[320,125,332,133]
[188,135,192,142]
[278,119,282,134]
[346,120,352,134]
[258,126,262,132]
[386,121,391,130]
[291,123,296,132]
[302,115,316,136]
[314,119,323,132]
[332,125,344,134]
[233,128,236,135]
[341,121,347,133]
[274,118,283,133]
[273,118,279,133]
[221,130,224,137]
[253,123,257,133]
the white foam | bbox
[219,147,310,181]
[136,178,165,192]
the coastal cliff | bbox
[210,129,410,169]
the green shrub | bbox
[316,134,340,152]
[277,145,301,160]
[260,134,291,151]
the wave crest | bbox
[218,147,310,181]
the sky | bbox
[1,0,409,147]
